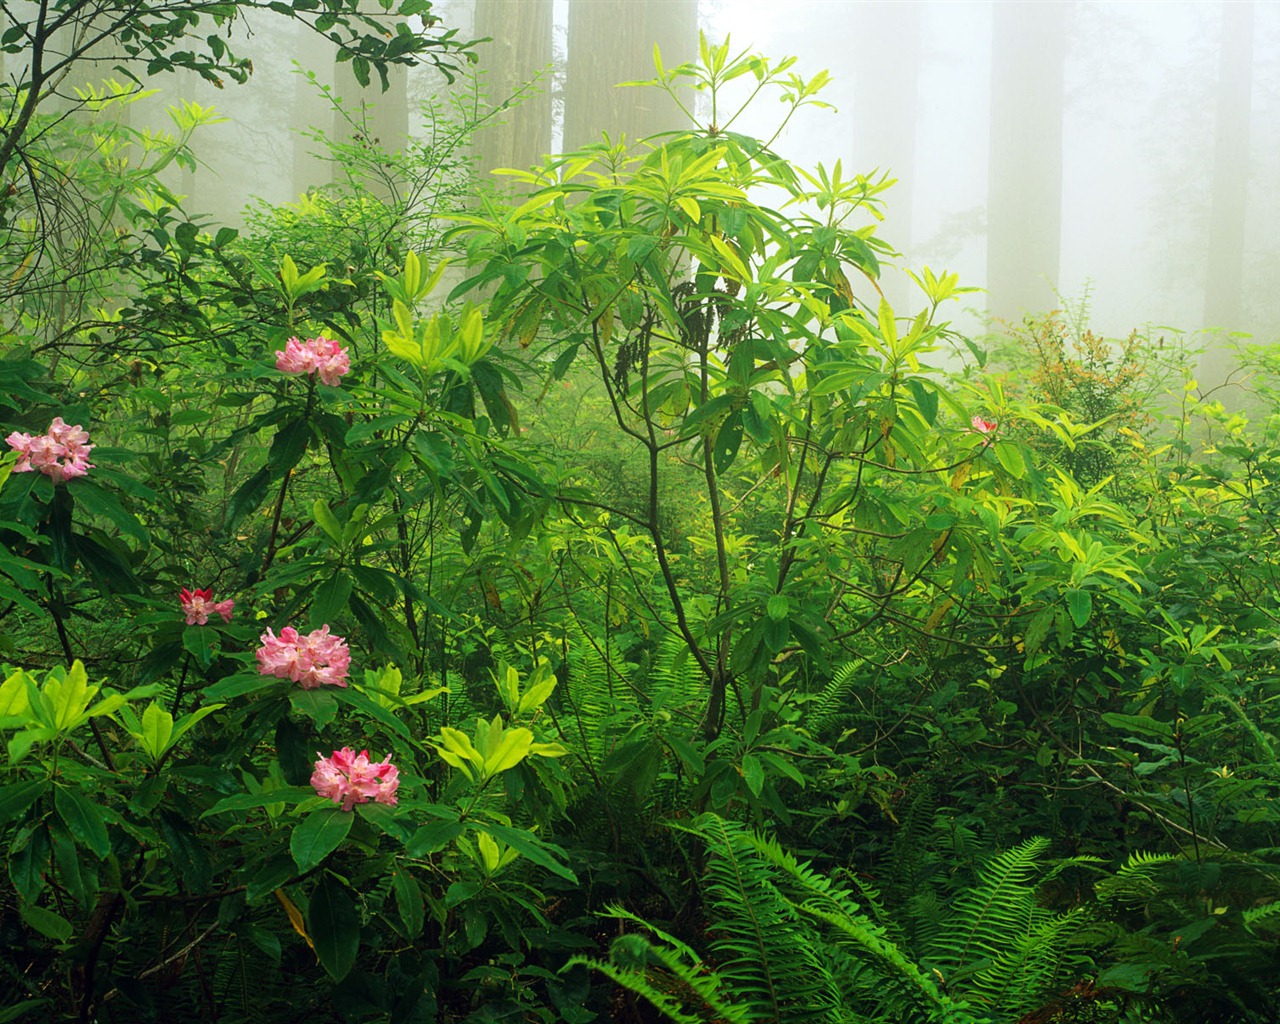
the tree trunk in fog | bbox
[293,24,339,197]
[986,1,1067,324]
[472,0,553,184]
[563,0,697,151]
[851,1,920,308]
[1202,0,1253,337]
[332,60,410,200]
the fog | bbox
[44,1,1280,363]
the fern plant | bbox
[1093,850,1280,1022]
[575,814,1114,1023]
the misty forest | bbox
[5,1,1280,1022]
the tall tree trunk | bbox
[472,0,554,184]
[332,60,409,202]
[1202,0,1253,334]
[563,0,697,152]
[986,1,1068,323]
[292,22,339,197]
[852,1,921,309]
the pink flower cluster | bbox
[274,336,351,386]
[971,415,998,438]
[256,625,350,689]
[6,417,95,483]
[311,747,400,811]
[180,587,235,626]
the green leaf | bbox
[405,819,464,858]
[1065,588,1092,629]
[355,801,412,843]
[994,440,1026,478]
[740,754,765,797]
[1100,713,1175,741]
[181,625,221,669]
[289,688,338,730]
[204,788,317,819]
[19,902,73,942]
[168,703,225,749]
[482,726,534,777]
[138,702,175,761]
[308,874,360,980]
[313,500,343,544]
[766,595,789,622]
[393,865,425,938]
[224,465,272,532]
[73,481,149,546]
[0,998,53,1022]
[9,826,48,902]
[268,418,311,473]
[54,787,110,858]
[310,572,353,629]
[906,379,939,426]
[291,806,354,873]
[712,411,743,475]
[475,822,576,882]
[0,780,46,828]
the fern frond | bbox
[570,945,754,1024]
[735,829,975,1022]
[685,815,987,1024]
[806,659,865,735]
[1243,899,1280,934]
[1093,851,1182,908]
[964,906,1093,1017]
[685,814,842,1023]
[927,837,1049,977]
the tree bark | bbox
[1202,0,1253,334]
[563,0,697,152]
[851,1,921,309]
[472,0,554,184]
[986,1,1068,323]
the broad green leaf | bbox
[139,702,174,761]
[313,500,343,544]
[393,865,425,938]
[676,196,701,223]
[1066,588,1092,629]
[308,874,359,980]
[290,806,354,873]
[19,903,72,942]
[355,802,412,843]
[766,595,789,622]
[476,831,502,873]
[54,787,110,858]
[168,703,225,748]
[0,668,31,719]
[0,780,46,827]
[994,440,1026,479]
[1100,713,1175,741]
[405,820,465,858]
[482,726,534,778]
[474,822,576,882]
[740,754,765,797]
[289,689,338,730]
[518,678,557,714]
[50,661,94,731]
[203,788,318,819]
[181,625,220,668]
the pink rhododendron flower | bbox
[274,336,351,386]
[179,587,235,626]
[311,747,400,811]
[256,624,351,688]
[6,417,94,483]
[971,415,998,437]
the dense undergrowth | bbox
[3,30,1280,1024]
